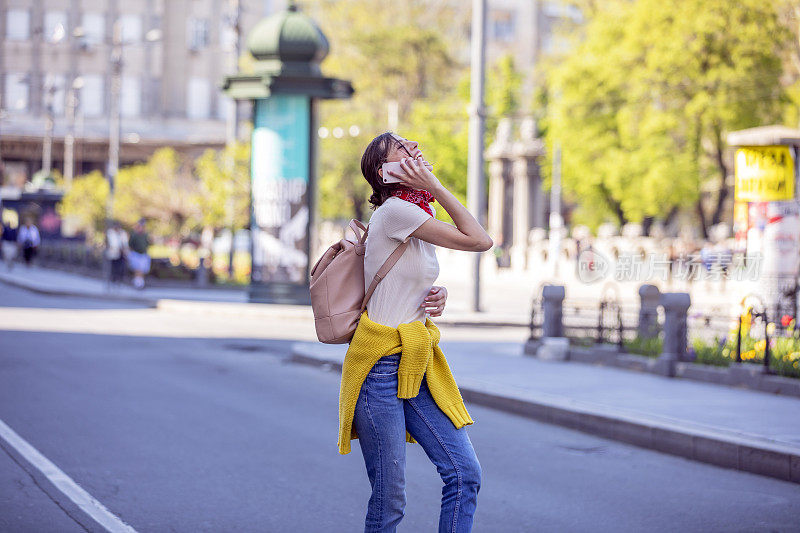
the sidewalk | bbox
[0,266,247,306]
[0,262,746,327]
[0,266,531,326]
[290,340,800,484]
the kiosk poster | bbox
[250,94,310,284]
[734,146,794,202]
[746,200,800,277]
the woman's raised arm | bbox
[389,157,493,252]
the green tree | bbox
[194,141,251,232]
[56,170,109,242]
[486,53,523,136]
[307,0,469,221]
[113,148,202,239]
[544,0,789,235]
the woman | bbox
[105,221,129,287]
[127,219,151,290]
[339,132,493,533]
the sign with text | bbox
[250,94,311,287]
[734,146,795,202]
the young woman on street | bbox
[338,132,493,533]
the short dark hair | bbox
[360,131,404,211]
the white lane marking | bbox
[0,417,138,533]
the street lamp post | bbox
[41,23,66,180]
[107,21,123,211]
[549,143,563,278]
[63,77,83,186]
[41,81,56,178]
[467,0,488,312]
[225,0,243,279]
[106,23,161,217]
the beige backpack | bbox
[309,219,409,344]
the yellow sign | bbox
[734,146,795,202]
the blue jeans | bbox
[353,353,481,533]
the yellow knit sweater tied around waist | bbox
[338,309,474,455]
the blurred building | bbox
[487,0,583,102]
[0,0,274,194]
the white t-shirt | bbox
[106,229,129,260]
[364,196,440,328]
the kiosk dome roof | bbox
[246,4,329,65]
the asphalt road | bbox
[0,283,799,533]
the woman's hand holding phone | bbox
[389,157,442,194]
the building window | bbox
[220,19,237,52]
[81,13,105,46]
[119,14,142,43]
[44,11,68,43]
[492,10,515,43]
[6,9,30,41]
[120,76,141,117]
[543,1,583,22]
[187,77,210,119]
[217,93,233,121]
[80,75,104,117]
[44,73,66,115]
[187,18,209,51]
[542,31,570,55]
[4,73,29,112]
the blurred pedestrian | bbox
[1,218,19,271]
[105,221,129,288]
[337,132,486,532]
[17,216,40,268]
[127,218,151,290]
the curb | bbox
[289,343,800,484]
[0,274,158,307]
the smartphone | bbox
[381,160,433,184]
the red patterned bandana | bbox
[390,186,436,217]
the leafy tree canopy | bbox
[543,0,789,234]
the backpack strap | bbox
[360,237,410,313]
[348,219,368,245]
[311,219,368,278]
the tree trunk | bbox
[663,205,679,228]
[227,226,236,279]
[597,183,627,227]
[710,123,729,227]
[695,198,709,240]
[642,215,654,236]
[352,193,365,222]
[691,117,708,239]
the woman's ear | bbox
[378,167,383,178]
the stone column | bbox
[487,159,507,244]
[638,284,661,339]
[511,117,545,271]
[654,292,691,377]
[486,118,514,261]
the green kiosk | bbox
[223,3,353,304]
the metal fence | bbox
[35,241,196,283]
[528,287,641,350]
